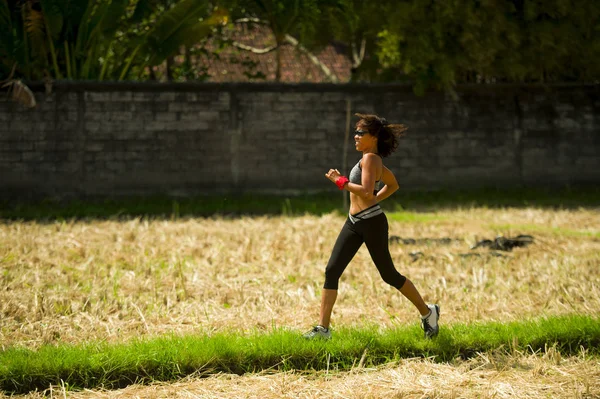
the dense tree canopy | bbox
[1,0,599,92]
[372,0,600,93]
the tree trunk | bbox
[275,42,282,82]
[166,55,175,81]
[184,46,191,80]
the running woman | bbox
[304,113,439,340]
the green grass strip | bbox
[490,223,600,239]
[387,211,448,223]
[1,314,599,394]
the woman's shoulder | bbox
[363,152,382,159]
[362,153,383,165]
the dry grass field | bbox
[1,205,599,398]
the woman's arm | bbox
[375,165,399,202]
[325,154,382,200]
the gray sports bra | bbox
[348,159,383,192]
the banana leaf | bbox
[130,0,154,24]
[2,0,226,81]
[0,0,13,61]
[39,0,64,41]
[70,0,128,79]
[140,1,226,67]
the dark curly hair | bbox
[355,113,408,158]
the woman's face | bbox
[354,121,377,152]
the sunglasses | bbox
[355,129,368,136]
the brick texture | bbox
[0,83,598,199]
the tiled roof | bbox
[200,22,353,83]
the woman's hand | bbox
[325,168,342,184]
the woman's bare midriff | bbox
[349,192,378,215]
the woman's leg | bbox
[320,219,363,329]
[399,279,429,316]
[319,289,338,329]
[363,214,429,316]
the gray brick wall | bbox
[0,82,598,199]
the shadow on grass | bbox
[0,187,598,222]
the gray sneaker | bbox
[421,304,440,339]
[303,325,331,340]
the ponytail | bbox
[355,113,407,157]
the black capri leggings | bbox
[323,212,407,290]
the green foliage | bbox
[0,1,14,73]
[1,314,599,394]
[324,0,398,81]
[373,0,600,93]
[230,0,323,40]
[220,0,331,80]
[140,0,210,65]
[0,0,227,81]
[1,0,599,87]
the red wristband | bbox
[335,176,349,190]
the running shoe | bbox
[421,304,440,339]
[303,325,331,340]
